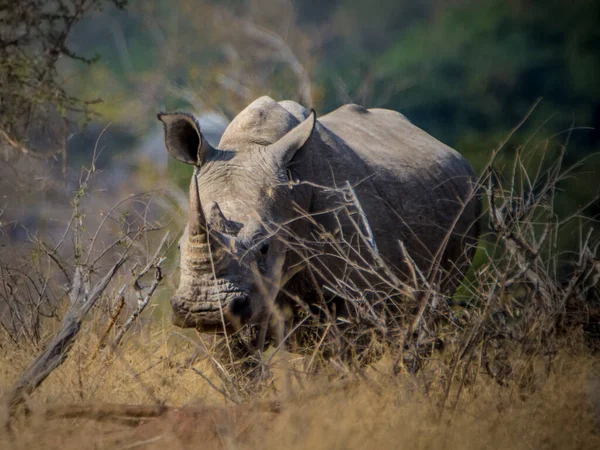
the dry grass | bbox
[0,321,599,449]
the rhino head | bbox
[158,106,315,332]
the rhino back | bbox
[314,104,479,288]
[319,104,475,194]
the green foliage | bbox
[314,0,598,148]
[373,0,599,146]
[0,0,127,153]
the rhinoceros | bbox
[158,96,480,339]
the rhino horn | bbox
[209,202,241,233]
[209,202,240,250]
[189,168,207,236]
[157,112,215,165]
[208,202,227,231]
[268,110,316,167]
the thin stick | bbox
[88,284,126,362]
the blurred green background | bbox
[68,1,599,174]
[3,0,599,254]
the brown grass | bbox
[0,320,598,449]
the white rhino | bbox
[158,96,480,338]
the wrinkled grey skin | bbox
[158,96,480,337]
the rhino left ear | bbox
[157,112,215,165]
[268,110,316,167]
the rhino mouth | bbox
[171,291,253,331]
[171,309,229,332]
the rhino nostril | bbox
[229,296,252,320]
[260,242,269,255]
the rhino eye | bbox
[260,243,270,255]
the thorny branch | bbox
[112,232,170,347]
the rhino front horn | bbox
[189,168,207,236]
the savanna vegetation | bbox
[1,0,599,448]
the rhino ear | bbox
[157,112,215,165]
[268,110,316,167]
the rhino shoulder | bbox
[323,104,412,125]
[332,103,370,116]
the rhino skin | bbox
[158,96,481,337]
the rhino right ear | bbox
[157,112,215,165]
[267,110,316,167]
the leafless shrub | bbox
[0,140,179,424]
